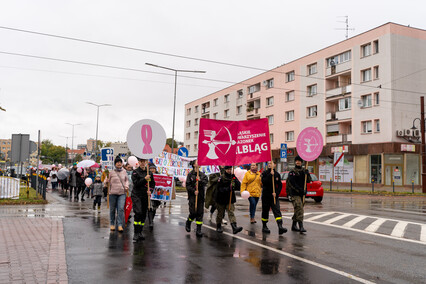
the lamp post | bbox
[410,96,426,193]
[65,123,81,163]
[59,135,71,167]
[145,63,206,155]
[86,102,111,161]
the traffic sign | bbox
[280,149,287,159]
[280,143,287,150]
[178,147,189,157]
[333,152,344,167]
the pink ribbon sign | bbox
[296,127,324,162]
[141,124,153,154]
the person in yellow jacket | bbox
[240,163,262,224]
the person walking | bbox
[215,166,243,234]
[101,166,109,201]
[131,158,155,242]
[286,155,311,233]
[240,163,262,224]
[68,163,78,200]
[261,161,287,235]
[50,167,58,191]
[107,156,129,232]
[92,174,103,211]
[185,160,208,238]
[76,168,85,201]
[147,163,160,230]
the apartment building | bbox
[0,139,11,160]
[185,23,426,187]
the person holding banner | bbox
[286,155,311,233]
[215,166,243,234]
[241,163,262,224]
[261,161,287,235]
[147,163,161,230]
[185,160,208,238]
[131,158,155,242]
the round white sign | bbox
[126,119,167,159]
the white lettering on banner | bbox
[236,143,268,154]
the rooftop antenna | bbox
[335,16,355,40]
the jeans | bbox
[51,182,58,190]
[248,197,259,219]
[109,194,126,227]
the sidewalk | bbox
[323,182,424,194]
[0,212,68,283]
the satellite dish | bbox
[357,100,363,108]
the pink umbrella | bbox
[90,163,100,168]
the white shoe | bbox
[222,219,227,225]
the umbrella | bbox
[57,168,70,180]
[77,160,96,168]
[90,163,100,168]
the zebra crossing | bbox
[281,211,426,244]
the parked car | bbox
[279,172,324,203]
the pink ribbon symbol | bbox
[141,124,153,154]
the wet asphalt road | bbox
[5,190,425,283]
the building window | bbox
[374,92,380,105]
[308,63,317,75]
[187,108,191,115]
[269,133,274,143]
[224,94,230,103]
[194,144,198,151]
[374,119,380,132]
[186,120,191,127]
[361,69,372,82]
[266,96,274,106]
[213,98,218,106]
[286,71,295,82]
[361,43,371,57]
[362,121,372,134]
[373,66,379,79]
[326,50,351,67]
[373,40,379,54]
[361,94,372,108]
[339,97,351,111]
[186,133,191,140]
[213,112,218,119]
[265,78,274,88]
[285,131,294,141]
[224,109,229,118]
[236,105,242,114]
[194,118,199,126]
[195,106,199,113]
[194,131,199,139]
[186,145,190,151]
[285,110,294,121]
[267,115,274,125]
[248,83,260,94]
[307,105,317,118]
[286,91,295,102]
[238,89,244,98]
[307,84,317,96]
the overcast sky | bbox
[0,0,424,148]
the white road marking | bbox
[365,218,387,233]
[390,221,408,238]
[323,213,351,225]
[342,216,367,228]
[175,216,375,284]
[305,212,336,221]
[421,225,426,242]
[376,208,426,216]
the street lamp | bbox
[65,123,82,163]
[145,63,206,155]
[410,96,426,194]
[85,102,111,161]
[59,135,71,167]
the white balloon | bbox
[127,156,138,167]
[241,190,250,199]
[85,178,92,187]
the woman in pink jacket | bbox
[107,156,129,232]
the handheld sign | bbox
[126,119,167,159]
[296,127,324,161]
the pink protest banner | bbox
[296,127,324,161]
[151,174,173,201]
[197,118,271,166]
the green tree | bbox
[75,154,83,162]
[166,138,180,149]
[40,140,66,164]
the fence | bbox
[30,174,47,200]
[0,176,20,199]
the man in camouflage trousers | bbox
[286,155,311,233]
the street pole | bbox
[66,123,81,164]
[86,102,111,162]
[145,63,206,156]
[421,96,426,193]
[36,130,40,192]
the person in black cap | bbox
[185,159,208,237]
[215,166,243,234]
[286,155,311,233]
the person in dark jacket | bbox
[76,168,85,201]
[147,163,161,230]
[185,160,208,237]
[131,158,155,242]
[215,166,243,234]
[261,161,287,235]
[69,163,78,200]
[286,155,311,233]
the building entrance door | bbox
[385,165,403,186]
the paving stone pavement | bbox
[0,216,68,284]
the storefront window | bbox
[384,154,403,186]
[406,154,419,185]
[370,155,382,183]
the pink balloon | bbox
[85,178,93,187]
[77,167,82,173]
[128,156,138,167]
[235,169,247,183]
[241,191,250,199]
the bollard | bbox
[392,180,395,193]
[330,178,332,191]
[26,175,30,199]
[412,180,414,193]
[372,178,374,193]
[350,179,352,192]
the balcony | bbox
[326,85,351,99]
[326,134,352,144]
[336,109,351,120]
[326,61,351,77]
[247,107,260,119]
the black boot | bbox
[133,225,140,242]
[93,204,96,210]
[298,221,307,233]
[139,226,145,240]
[291,221,299,231]
[277,220,287,235]
[231,223,243,234]
[196,224,203,238]
[185,219,192,232]
[148,210,154,230]
[216,222,223,233]
[262,221,271,233]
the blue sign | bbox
[280,143,287,150]
[280,143,287,159]
[177,147,189,157]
